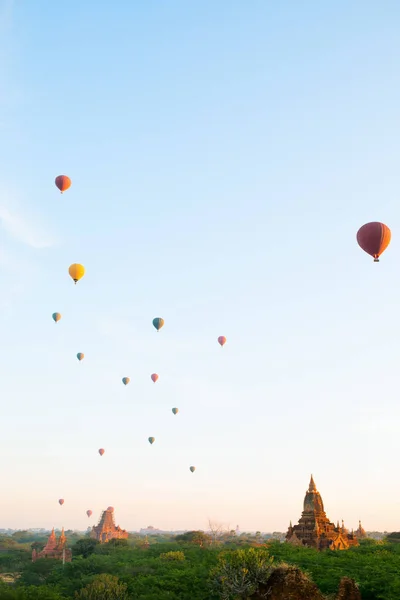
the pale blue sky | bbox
[1,0,400,533]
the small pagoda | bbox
[286,475,359,551]
[32,527,72,562]
[90,506,128,543]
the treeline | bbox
[0,533,399,598]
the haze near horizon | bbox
[1,0,400,533]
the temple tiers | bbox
[90,507,128,543]
[286,475,359,551]
[32,527,72,562]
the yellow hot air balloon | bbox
[68,263,85,284]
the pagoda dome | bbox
[303,475,325,514]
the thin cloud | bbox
[0,205,55,249]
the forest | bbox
[0,531,399,599]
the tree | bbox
[175,531,211,547]
[210,547,274,599]
[72,538,99,558]
[75,574,128,600]
[208,519,229,546]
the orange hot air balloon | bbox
[218,336,227,347]
[151,373,159,383]
[98,448,105,456]
[86,510,92,518]
[58,499,64,506]
[55,175,71,193]
[356,222,391,262]
[68,263,85,284]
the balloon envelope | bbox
[218,336,227,347]
[122,377,130,385]
[52,313,61,323]
[152,317,165,331]
[172,408,179,415]
[190,466,196,473]
[356,222,391,261]
[58,499,64,505]
[98,448,105,456]
[77,353,84,361]
[55,175,71,193]
[107,506,114,512]
[69,263,85,283]
[86,510,92,517]
[148,437,155,444]
[151,373,159,383]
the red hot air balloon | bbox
[356,222,391,262]
[98,448,105,456]
[151,373,159,383]
[86,510,93,518]
[218,336,227,347]
[55,175,71,193]
[58,499,64,506]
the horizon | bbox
[1,1,400,532]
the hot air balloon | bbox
[98,448,105,456]
[172,408,179,415]
[52,312,61,323]
[122,377,130,385]
[356,222,391,262]
[151,373,159,383]
[86,510,92,518]
[218,336,227,347]
[189,466,196,473]
[107,506,114,512]
[55,175,71,193]
[58,499,64,506]
[68,263,85,284]
[148,437,155,445]
[152,317,164,331]
[77,352,84,361]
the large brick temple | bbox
[90,506,128,543]
[286,475,362,550]
[32,527,72,562]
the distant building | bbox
[286,475,359,551]
[32,527,72,562]
[90,507,128,543]
[355,520,366,538]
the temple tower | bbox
[286,475,359,551]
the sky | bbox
[1,0,400,533]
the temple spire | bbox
[308,474,316,492]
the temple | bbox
[286,475,359,550]
[355,520,366,538]
[90,506,128,543]
[32,527,72,562]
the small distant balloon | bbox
[55,175,71,193]
[151,373,159,383]
[122,377,130,386]
[86,510,92,518]
[68,263,85,284]
[58,499,64,506]
[107,506,114,512]
[52,312,61,323]
[189,466,196,473]
[77,353,84,361]
[356,222,391,262]
[152,317,164,331]
[98,448,105,456]
[148,437,155,445]
[172,408,179,415]
[218,336,227,347]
